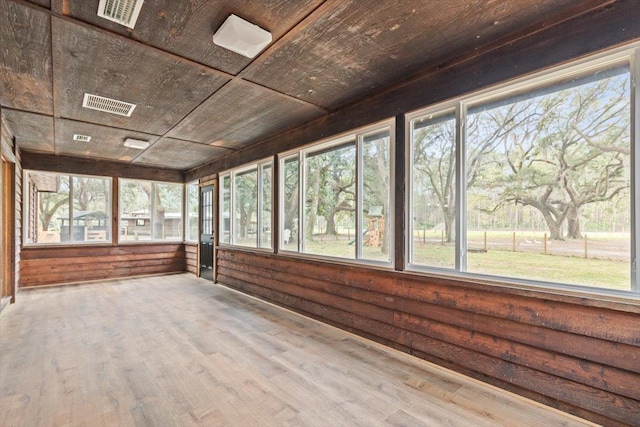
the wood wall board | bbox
[217,251,640,374]
[167,80,326,149]
[51,17,230,136]
[187,0,640,181]
[185,244,197,275]
[132,137,229,170]
[54,118,161,162]
[215,248,640,426]
[1,110,55,153]
[0,0,53,115]
[54,0,324,75]
[21,151,184,182]
[241,0,596,110]
[19,244,185,287]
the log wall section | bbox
[185,243,198,275]
[217,249,640,427]
[19,244,185,287]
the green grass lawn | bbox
[303,235,630,290]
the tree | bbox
[472,68,630,239]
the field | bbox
[300,230,631,290]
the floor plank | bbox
[0,274,597,427]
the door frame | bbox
[1,140,17,309]
[199,179,216,282]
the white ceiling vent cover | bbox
[73,134,92,142]
[97,0,144,29]
[83,93,136,117]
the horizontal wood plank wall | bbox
[19,244,185,287]
[217,249,640,427]
[185,243,197,275]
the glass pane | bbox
[33,173,69,244]
[304,142,356,259]
[220,175,231,244]
[281,157,299,250]
[411,111,456,268]
[361,130,392,262]
[234,169,258,247]
[119,180,151,241]
[186,182,199,241]
[71,176,111,242]
[260,163,272,249]
[466,64,631,290]
[154,183,183,240]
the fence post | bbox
[584,234,588,259]
[512,231,516,252]
[484,231,487,251]
[441,230,444,245]
[544,233,547,254]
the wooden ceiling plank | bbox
[51,16,230,136]
[54,118,161,163]
[132,137,230,170]
[167,79,326,150]
[1,109,55,153]
[241,0,604,110]
[0,0,53,115]
[54,0,325,76]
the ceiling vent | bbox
[97,0,144,29]
[73,134,92,143]
[83,93,136,117]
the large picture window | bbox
[279,121,394,265]
[408,51,635,293]
[119,179,183,242]
[219,159,272,249]
[25,171,111,245]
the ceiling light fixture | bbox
[213,14,272,59]
[123,138,149,149]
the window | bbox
[185,181,199,242]
[219,159,272,249]
[24,171,111,244]
[279,120,394,265]
[408,50,635,294]
[119,179,183,241]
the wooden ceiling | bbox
[0,0,612,171]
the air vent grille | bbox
[73,134,92,142]
[97,0,144,29]
[82,93,136,117]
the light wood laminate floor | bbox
[0,274,596,427]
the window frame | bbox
[23,170,113,246]
[218,157,273,251]
[184,180,199,243]
[118,178,184,243]
[277,119,395,267]
[405,44,639,297]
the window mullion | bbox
[356,138,363,259]
[632,49,639,294]
[299,152,305,253]
[68,175,74,242]
[456,102,467,272]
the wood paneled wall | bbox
[19,244,185,287]
[185,243,197,275]
[217,249,640,427]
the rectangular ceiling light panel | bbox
[123,138,149,149]
[97,0,144,29]
[82,93,136,117]
[213,14,272,58]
